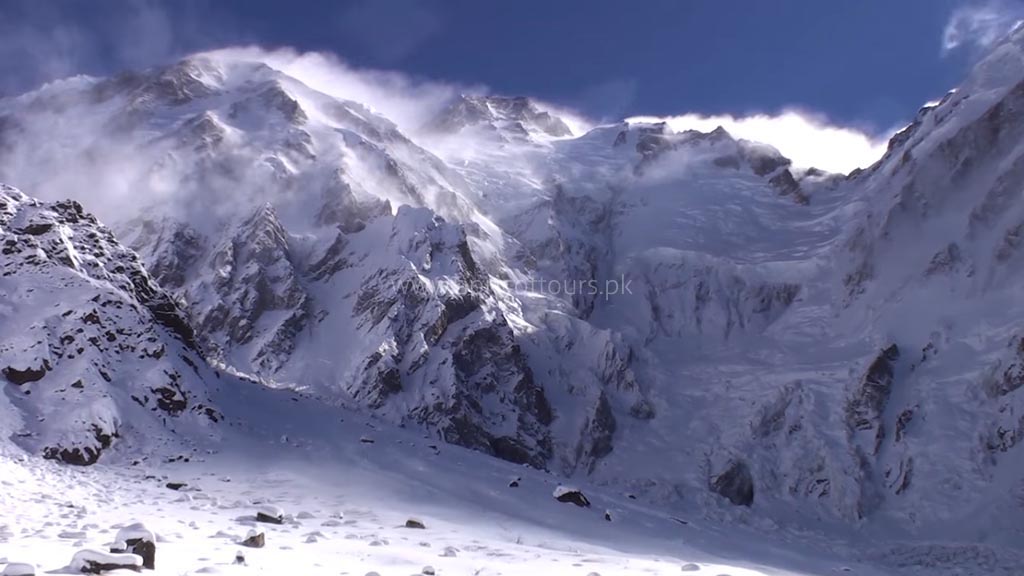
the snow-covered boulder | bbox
[240,529,264,548]
[1,564,35,576]
[69,550,142,574]
[113,523,155,570]
[255,504,284,524]
[553,486,591,508]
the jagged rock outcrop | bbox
[431,95,573,140]
[0,185,221,464]
[711,460,755,507]
[191,203,312,374]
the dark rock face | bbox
[124,218,205,291]
[768,169,809,204]
[554,488,592,507]
[194,203,311,374]
[315,171,392,234]
[575,393,617,473]
[2,362,49,384]
[78,559,142,574]
[255,512,283,525]
[404,519,426,529]
[125,539,155,570]
[42,425,117,466]
[711,459,754,507]
[846,344,901,433]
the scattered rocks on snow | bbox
[421,566,436,575]
[508,477,520,488]
[604,510,613,522]
[255,504,284,524]
[70,549,143,574]
[164,482,187,491]
[553,485,591,507]
[405,518,426,529]
[680,563,700,571]
[240,530,265,548]
[1,563,35,576]
[233,551,246,565]
[359,435,375,444]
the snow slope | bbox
[5,379,1020,576]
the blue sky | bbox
[1,0,1022,166]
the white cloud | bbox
[942,0,1024,55]
[626,111,890,173]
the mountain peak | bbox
[430,93,573,140]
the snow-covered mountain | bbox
[1,29,1024,552]
[0,185,222,466]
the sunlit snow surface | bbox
[0,382,901,576]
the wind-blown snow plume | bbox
[626,110,890,173]
[943,0,1024,56]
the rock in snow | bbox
[553,486,591,508]
[113,522,156,570]
[711,460,754,507]
[69,550,143,574]
[240,530,265,548]
[255,505,284,524]
[0,564,35,576]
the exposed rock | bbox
[127,541,155,571]
[0,186,221,462]
[989,335,1024,397]
[43,425,117,466]
[69,550,143,574]
[768,169,809,204]
[255,505,284,525]
[405,518,426,529]
[553,486,591,507]
[115,523,156,570]
[431,95,572,140]
[846,345,900,432]
[711,460,754,507]
[2,363,48,385]
[240,530,265,548]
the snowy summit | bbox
[2,7,1024,576]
